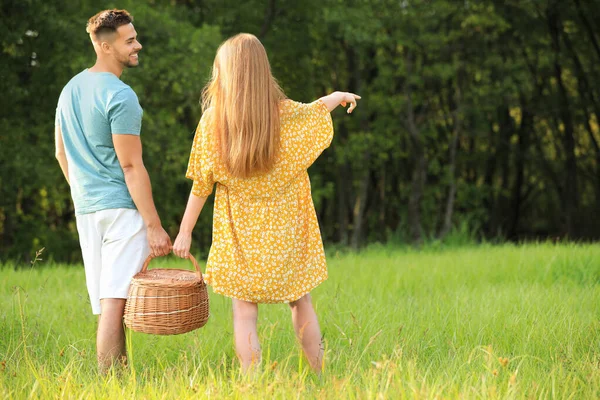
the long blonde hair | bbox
[202,33,286,178]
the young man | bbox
[54,9,171,373]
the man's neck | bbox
[88,59,123,78]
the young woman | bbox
[173,33,360,373]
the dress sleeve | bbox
[185,112,215,197]
[289,99,334,168]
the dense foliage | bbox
[2,0,600,262]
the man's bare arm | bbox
[113,134,171,256]
[55,125,70,185]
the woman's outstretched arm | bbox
[319,91,361,113]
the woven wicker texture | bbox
[124,255,209,335]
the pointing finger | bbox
[347,101,356,113]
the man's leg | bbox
[97,298,127,373]
[232,299,261,372]
[289,294,323,373]
[76,213,103,315]
[98,208,149,373]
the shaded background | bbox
[1,0,600,263]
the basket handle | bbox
[140,254,204,281]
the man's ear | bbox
[100,41,112,54]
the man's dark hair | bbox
[86,9,133,40]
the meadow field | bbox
[1,243,600,399]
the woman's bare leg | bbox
[289,294,323,372]
[232,299,261,372]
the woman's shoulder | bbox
[199,107,215,125]
[196,107,216,138]
[278,99,297,114]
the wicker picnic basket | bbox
[124,254,209,335]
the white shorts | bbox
[76,208,149,315]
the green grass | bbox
[1,243,600,399]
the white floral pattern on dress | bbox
[186,99,333,303]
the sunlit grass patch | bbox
[1,242,600,398]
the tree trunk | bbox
[561,27,600,206]
[508,102,533,239]
[408,155,426,245]
[574,0,600,64]
[439,66,463,240]
[489,105,513,236]
[548,6,579,236]
[336,158,350,246]
[403,54,426,245]
[258,0,277,39]
[581,109,600,207]
[350,166,370,249]
[439,127,459,239]
[378,166,386,242]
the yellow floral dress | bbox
[186,99,333,303]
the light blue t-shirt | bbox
[55,69,142,215]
